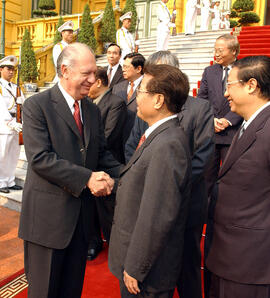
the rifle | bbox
[134,18,140,53]
[171,0,177,36]
[16,47,23,145]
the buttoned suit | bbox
[112,80,137,150]
[18,84,119,297]
[125,96,215,298]
[107,65,125,88]
[109,118,192,296]
[206,105,270,296]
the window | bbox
[60,0,72,15]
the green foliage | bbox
[232,0,254,12]
[229,20,238,28]
[121,0,137,33]
[21,29,38,82]
[238,11,260,25]
[100,0,116,43]
[39,0,56,10]
[230,10,238,18]
[77,4,97,52]
[53,16,64,45]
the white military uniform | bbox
[156,1,175,51]
[185,0,198,35]
[52,20,74,82]
[116,26,135,64]
[0,73,25,189]
[211,4,221,30]
[200,0,211,31]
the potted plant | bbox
[21,29,38,91]
[100,0,116,52]
[77,4,97,52]
[231,0,260,27]
[33,0,57,18]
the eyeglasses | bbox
[136,88,151,96]
[213,49,225,55]
[226,80,243,88]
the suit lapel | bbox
[110,65,122,86]
[81,98,92,147]
[219,106,270,178]
[120,118,179,176]
[52,85,82,141]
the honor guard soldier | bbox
[156,0,176,51]
[52,20,74,82]
[116,12,140,64]
[0,55,25,193]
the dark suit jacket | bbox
[108,65,125,88]
[109,118,191,292]
[206,105,270,284]
[96,88,127,163]
[197,63,242,145]
[125,96,215,228]
[18,84,119,250]
[112,79,138,148]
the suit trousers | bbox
[177,223,204,298]
[119,280,174,298]
[24,207,89,298]
[210,273,270,298]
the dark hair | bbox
[143,64,189,113]
[94,66,109,87]
[124,52,145,74]
[233,55,270,99]
[216,34,240,57]
[107,43,121,55]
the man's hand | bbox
[87,171,114,197]
[7,119,22,133]
[123,270,140,295]
[214,117,226,133]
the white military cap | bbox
[120,11,132,22]
[0,55,18,67]
[57,20,74,33]
[212,0,220,2]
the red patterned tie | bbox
[136,134,146,150]
[73,101,83,138]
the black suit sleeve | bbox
[191,100,215,184]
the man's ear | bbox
[136,66,142,75]
[97,79,102,88]
[246,78,258,94]
[61,64,69,79]
[154,94,165,110]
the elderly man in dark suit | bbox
[112,52,145,149]
[106,43,125,88]
[87,66,126,257]
[125,50,215,298]
[109,64,192,298]
[206,56,270,298]
[18,43,119,298]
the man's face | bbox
[107,45,121,67]
[224,67,247,116]
[0,66,15,82]
[122,58,141,81]
[136,74,155,123]
[214,38,236,67]
[62,49,97,100]
[62,30,74,44]
[122,19,131,30]
[88,79,101,99]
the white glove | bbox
[196,4,201,8]
[135,40,140,46]
[168,22,176,28]
[7,119,22,133]
[173,10,177,15]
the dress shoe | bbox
[87,243,103,261]
[0,187,10,193]
[8,185,23,190]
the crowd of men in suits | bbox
[8,24,269,298]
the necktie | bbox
[8,82,11,88]
[108,67,112,85]
[127,81,134,101]
[238,123,245,139]
[136,134,146,150]
[222,67,229,94]
[73,101,83,138]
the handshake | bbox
[7,119,22,133]
[87,171,115,197]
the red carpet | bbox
[0,245,181,297]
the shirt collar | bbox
[58,82,82,113]
[145,115,178,139]
[243,101,270,130]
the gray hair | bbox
[145,51,179,68]
[57,42,95,77]
[216,34,240,57]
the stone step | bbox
[0,190,22,212]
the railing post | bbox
[0,0,6,59]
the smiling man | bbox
[206,56,270,298]
[19,43,119,298]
